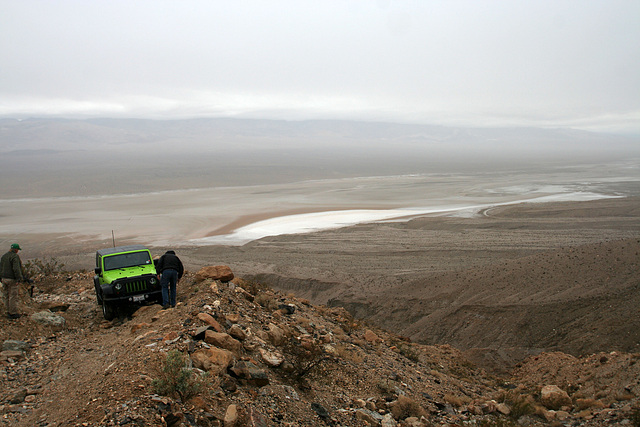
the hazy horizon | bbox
[2,117,639,199]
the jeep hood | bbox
[102,265,156,282]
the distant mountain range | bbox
[1,116,637,157]
[1,117,639,198]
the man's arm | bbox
[13,257,24,281]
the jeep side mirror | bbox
[95,267,101,275]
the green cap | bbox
[11,243,21,250]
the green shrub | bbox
[152,350,208,401]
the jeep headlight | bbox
[114,283,123,291]
[150,277,157,285]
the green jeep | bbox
[93,245,162,320]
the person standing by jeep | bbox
[156,250,183,309]
[1,243,25,319]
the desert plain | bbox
[1,159,639,372]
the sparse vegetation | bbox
[152,350,208,401]
[236,278,269,295]
[23,257,66,291]
[23,257,66,278]
[498,390,535,419]
[254,291,279,311]
[282,336,330,380]
[391,395,427,420]
[376,378,400,396]
[632,407,640,427]
[335,343,364,364]
[390,339,421,362]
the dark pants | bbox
[160,269,178,307]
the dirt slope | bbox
[212,197,640,360]
[1,271,639,426]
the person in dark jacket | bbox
[156,250,184,309]
[1,243,25,319]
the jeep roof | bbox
[97,245,149,257]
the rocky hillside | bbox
[1,267,639,426]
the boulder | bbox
[381,413,398,427]
[267,323,286,346]
[31,311,66,327]
[224,403,238,427]
[228,324,247,341]
[204,330,243,354]
[230,360,269,386]
[9,388,27,404]
[355,408,384,425]
[191,347,234,375]
[541,385,572,410]
[195,266,234,283]
[259,348,284,367]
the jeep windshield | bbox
[103,251,152,271]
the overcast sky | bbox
[1,1,639,134]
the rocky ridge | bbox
[1,268,639,426]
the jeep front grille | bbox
[125,280,149,293]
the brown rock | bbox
[576,398,605,410]
[1,350,25,361]
[226,313,241,324]
[245,406,270,426]
[259,348,284,367]
[162,331,180,342]
[195,266,234,283]
[228,324,247,341]
[197,313,224,332]
[189,396,208,410]
[191,347,234,375]
[224,403,238,427]
[267,323,286,346]
[355,409,383,425]
[353,398,367,408]
[541,385,572,410]
[299,336,315,351]
[130,323,151,334]
[204,330,243,354]
[496,402,510,415]
[467,404,483,416]
[539,409,556,422]
[481,400,497,414]
[230,360,269,386]
[364,329,382,344]
[236,287,255,302]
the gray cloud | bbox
[1,0,639,133]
